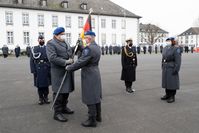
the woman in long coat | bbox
[161,37,181,103]
[121,38,137,93]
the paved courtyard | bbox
[0,53,199,133]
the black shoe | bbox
[54,114,68,122]
[43,97,50,104]
[126,87,133,93]
[38,98,44,105]
[167,96,175,103]
[81,117,97,127]
[62,107,74,114]
[161,95,169,100]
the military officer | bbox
[14,45,21,58]
[46,27,74,122]
[66,31,102,127]
[161,37,181,103]
[121,38,137,93]
[2,45,9,58]
[30,35,51,105]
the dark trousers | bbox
[165,89,176,97]
[125,81,133,88]
[38,87,49,99]
[3,54,8,58]
[53,93,69,115]
[87,103,101,117]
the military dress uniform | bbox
[121,45,137,93]
[66,31,102,127]
[30,43,51,105]
[161,38,181,103]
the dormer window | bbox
[17,0,23,4]
[61,1,69,8]
[80,3,87,10]
[40,0,47,7]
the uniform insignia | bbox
[83,48,90,56]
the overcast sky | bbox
[110,0,199,36]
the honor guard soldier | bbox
[46,27,74,122]
[30,35,51,105]
[14,45,21,58]
[66,31,102,127]
[121,38,137,93]
[161,37,181,103]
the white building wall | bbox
[0,7,139,50]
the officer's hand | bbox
[65,58,74,65]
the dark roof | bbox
[0,0,141,18]
[178,27,199,36]
[140,23,168,33]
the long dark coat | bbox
[15,46,21,57]
[67,42,102,105]
[30,45,51,88]
[46,38,74,93]
[162,45,181,90]
[121,46,137,82]
[2,46,9,55]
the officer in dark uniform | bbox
[148,45,152,54]
[143,45,146,54]
[160,45,163,53]
[121,38,137,93]
[26,44,31,57]
[66,31,102,127]
[155,45,158,54]
[109,45,113,55]
[101,45,105,55]
[161,37,181,103]
[14,45,21,58]
[2,45,9,58]
[30,35,51,105]
[137,45,141,54]
[105,45,108,55]
[46,27,74,122]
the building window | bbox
[121,19,126,29]
[92,18,95,29]
[61,1,68,8]
[7,31,14,45]
[5,11,13,25]
[22,13,29,26]
[23,32,30,45]
[80,3,87,10]
[112,34,116,45]
[101,33,106,45]
[38,14,44,26]
[121,34,126,45]
[40,0,47,7]
[52,15,58,27]
[78,16,83,28]
[101,19,106,28]
[66,33,71,44]
[65,16,71,28]
[112,20,116,29]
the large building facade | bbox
[0,0,141,51]
[178,27,199,48]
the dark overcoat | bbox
[30,45,51,88]
[46,38,74,93]
[67,42,102,105]
[15,46,21,57]
[162,45,181,90]
[121,46,137,82]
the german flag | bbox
[80,14,92,39]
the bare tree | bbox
[140,23,165,45]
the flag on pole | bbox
[80,14,92,39]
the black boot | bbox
[126,87,133,93]
[38,98,44,105]
[43,96,50,104]
[96,103,102,122]
[81,116,97,127]
[62,107,74,114]
[161,95,169,100]
[54,113,68,122]
[167,96,175,103]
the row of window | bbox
[5,11,126,29]
[6,31,126,46]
